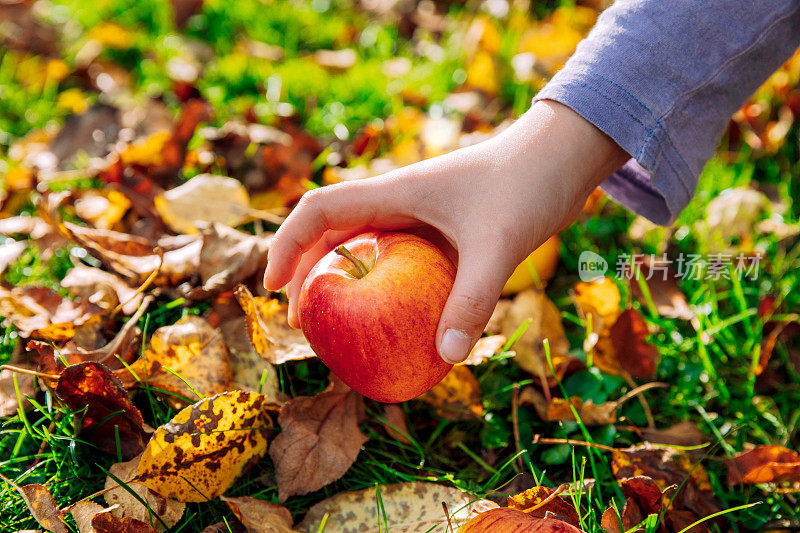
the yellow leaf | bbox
[419,365,483,420]
[74,190,131,229]
[573,276,621,333]
[120,130,172,167]
[136,390,274,502]
[465,49,498,96]
[155,174,252,234]
[57,88,89,114]
[88,22,135,49]
[234,285,316,365]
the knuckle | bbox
[448,291,495,328]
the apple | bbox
[501,235,560,295]
[298,231,456,403]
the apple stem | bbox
[335,245,368,278]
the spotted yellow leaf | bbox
[136,390,275,502]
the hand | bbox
[264,100,629,364]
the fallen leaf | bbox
[0,0,59,56]
[234,285,315,364]
[104,454,185,531]
[573,277,621,333]
[121,316,235,406]
[61,265,143,315]
[727,445,800,484]
[91,508,158,533]
[269,376,367,502]
[595,309,659,380]
[0,239,26,275]
[155,174,252,234]
[4,481,69,533]
[0,367,35,417]
[0,285,103,341]
[221,496,299,533]
[461,335,506,365]
[71,501,105,533]
[612,444,720,521]
[55,362,147,460]
[382,403,412,444]
[495,289,582,384]
[418,365,483,420]
[0,215,66,260]
[629,259,693,320]
[507,485,581,526]
[461,508,585,532]
[298,482,498,532]
[47,104,120,170]
[73,190,131,230]
[170,0,203,28]
[601,476,678,533]
[189,223,271,298]
[137,390,273,502]
[519,387,617,426]
[641,421,709,449]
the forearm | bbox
[535,0,800,224]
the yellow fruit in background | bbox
[501,235,560,295]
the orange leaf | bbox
[418,365,483,420]
[461,508,586,532]
[727,445,800,484]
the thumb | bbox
[436,248,513,364]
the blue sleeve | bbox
[533,0,800,224]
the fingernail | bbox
[439,329,471,364]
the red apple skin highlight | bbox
[298,231,456,403]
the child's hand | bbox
[264,100,629,364]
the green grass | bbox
[2,0,799,531]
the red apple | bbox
[298,231,456,403]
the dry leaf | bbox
[496,289,582,384]
[519,387,617,426]
[382,403,412,444]
[55,362,147,460]
[91,508,158,533]
[189,223,271,298]
[418,365,483,420]
[74,190,131,230]
[234,285,315,364]
[61,265,143,315]
[612,444,720,521]
[298,482,497,532]
[0,239,26,275]
[727,445,800,484]
[461,335,506,365]
[573,277,621,333]
[601,476,679,533]
[0,215,66,260]
[641,421,709,449]
[155,174,252,234]
[0,367,35,417]
[71,501,105,533]
[0,285,103,341]
[507,485,581,526]
[5,482,69,533]
[221,496,299,533]
[137,390,273,502]
[269,377,367,502]
[122,316,235,406]
[104,454,185,531]
[629,259,693,320]
[461,508,585,532]
[595,309,659,380]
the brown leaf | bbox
[5,482,69,533]
[73,190,131,230]
[0,0,59,56]
[155,174,252,234]
[629,259,693,320]
[0,367,35,417]
[519,387,617,426]
[61,265,143,315]
[234,285,315,365]
[612,444,720,521]
[269,377,367,502]
[59,222,201,286]
[382,403,412,444]
[418,365,483,420]
[0,285,103,341]
[0,215,66,260]
[48,104,120,169]
[120,316,235,406]
[221,496,299,533]
[641,421,709,449]
[727,445,800,484]
[55,362,147,460]
[137,391,274,502]
[91,509,158,533]
[594,309,659,380]
[188,223,271,298]
[71,501,105,533]
[601,476,675,533]
[507,486,581,526]
[104,454,185,532]
[170,0,203,29]
[298,482,497,532]
[461,508,586,532]
[461,335,506,365]
[495,289,582,385]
